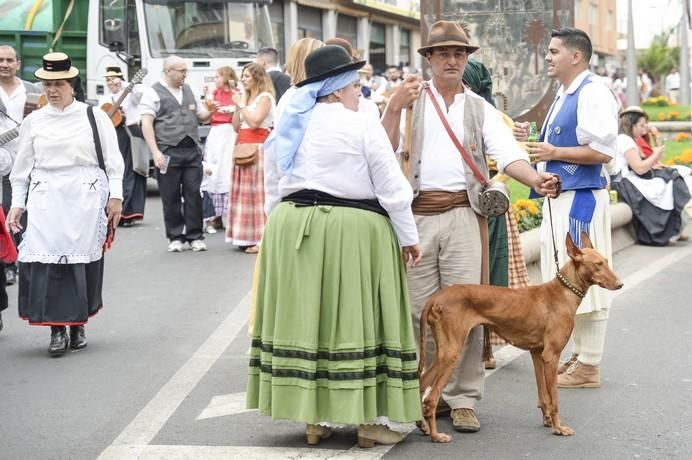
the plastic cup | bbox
[159,155,171,175]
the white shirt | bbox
[98,82,145,125]
[240,92,275,129]
[614,134,637,176]
[0,79,27,176]
[413,82,528,192]
[545,70,618,158]
[139,80,206,118]
[11,101,125,207]
[665,71,680,91]
[359,96,381,121]
[265,102,418,246]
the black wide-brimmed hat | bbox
[296,45,365,87]
[34,52,79,80]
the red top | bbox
[210,88,237,125]
[636,136,653,158]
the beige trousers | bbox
[408,207,485,410]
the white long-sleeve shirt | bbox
[0,79,28,176]
[401,83,529,192]
[265,102,418,246]
[11,101,124,207]
[545,70,618,158]
[98,82,145,126]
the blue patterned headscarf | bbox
[264,70,359,174]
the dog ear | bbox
[580,231,593,249]
[566,232,581,259]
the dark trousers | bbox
[157,145,204,242]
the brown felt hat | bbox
[417,20,479,56]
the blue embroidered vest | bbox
[537,77,606,194]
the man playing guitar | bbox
[0,45,43,297]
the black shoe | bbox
[0,312,3,332]
[69,325,87,350]
[5,266,17,286]
[120,219,135,228]
[49,326,69,356]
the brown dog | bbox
[417,231,623,443]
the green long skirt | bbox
[247,202,421,425]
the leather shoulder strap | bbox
[86,106,107,173]
[423,83,487,185]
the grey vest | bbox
[152,82,200,148]
[408,86,488,214]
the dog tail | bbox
[418,294,436,378]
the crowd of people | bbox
[0,19,689,449]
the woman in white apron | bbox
[6,53,124,356]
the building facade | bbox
[268,0,422,73]
[574,0,618,73]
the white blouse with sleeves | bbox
[265,102,418,247]
[10,101,125,208]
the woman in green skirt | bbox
[248,45,422,448]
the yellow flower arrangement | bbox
[642,96,672,107]
[657,112,666,121]
[512,198,543,232]
[665,148,692,167]
[674,132,692,142]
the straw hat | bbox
[296,45,365,87]
[619,105,646,117]
[104,66,124,78]
[34,52,79,80]
[417,20,479,56]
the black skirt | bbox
[18,258,104,326]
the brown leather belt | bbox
[412,190,470,216]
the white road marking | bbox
[98,291,252,459]
[196,392,252,420]
[99,247,691,459]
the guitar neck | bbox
[0,127,19,146]
[108,83,135,117]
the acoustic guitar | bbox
[0,94,47,147]
[100,68,148,127]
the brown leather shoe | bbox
[451,408,480,433]
[305,424,332,445]
[357,424,404,448]
[557,361,601,388]
[558,353,579,374]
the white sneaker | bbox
[205,225,217,234]
[190,239,207,252]
[167,240,185,252]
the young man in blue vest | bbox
[141,56,211,252]
[514,28,618,388]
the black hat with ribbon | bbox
[34,52,79,80]
[296,45,365,87]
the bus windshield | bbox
[143,0,273,58]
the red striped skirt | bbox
[225,128,271,246]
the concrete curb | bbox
[521,202,635,283]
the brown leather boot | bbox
[557,361,600,388]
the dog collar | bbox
[556,270,585,299]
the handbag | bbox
[0,208,18,264]
[424,83,510,217]
[233,143,259,166]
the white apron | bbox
[19,166,109,264]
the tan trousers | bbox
[408,207,485,410]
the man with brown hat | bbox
[382,20,559,433]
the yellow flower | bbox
[658,112,666,121]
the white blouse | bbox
[11,101,125,207]
[265,102,418,247]
[98,83,145,126]
[240,92,275,129]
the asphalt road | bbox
[1,194,690,460]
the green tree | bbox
[638,30,680,84]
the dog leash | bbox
[546,195,585,299]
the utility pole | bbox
[625,0,639,105]
[680,2,690,105]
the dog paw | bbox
[416,420,430,435]
[552,425,575,436]
[431,432,452,443]
[543,415,552,427]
